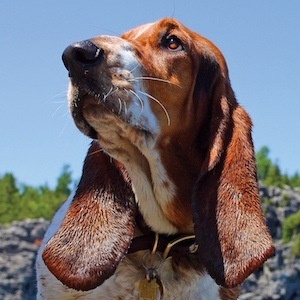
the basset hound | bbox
[36,18,274,299]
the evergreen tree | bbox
[55,165,72,196]
[256,146,272,181]
[290,172,300,188]
[264,163,282,187]
[0,173,19,222]
[256,146,300,188]
[0,165,73,224]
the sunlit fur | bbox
[37,18,274,299]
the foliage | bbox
[55,165,72,196]
[256,146,300,188]
[256,146,272,181]
[282,211,300,243]
[282,211,300,257]
[291,234,300,258]
[0,165,73,224]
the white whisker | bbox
[123,100,128,118]
[104,87,119,103]
[102,86,114,102]
[87,148,103,157]
[129,89,144,112]
[52,100,66,104]
[117,98,122,115]
[130,64,140,74]
[129,77,182,88]
[52,103,65,118]
[59,111,69,120]
[112,87,119,96]
[137,90,171,126]
[50,90,68,100]
[59,116,70,138]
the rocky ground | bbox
[240,184,300,300]
[0,185,299,299]
[0,219,49,300]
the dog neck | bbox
[129,213,198,259]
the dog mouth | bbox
[69,82,155,141]
[69,82,120,140]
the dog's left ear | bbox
[192,53,274,288]
[42,141,136,291]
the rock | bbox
[242,184,300,299]
[268,186,283,198]
[0,219,49,300]
[265,205,281,239]
[242,235,300,299]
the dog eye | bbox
[164,36,183,52]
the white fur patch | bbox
[124,157,177,234]
[96,36,158,134]
[124,138,177,234]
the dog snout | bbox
[62,40,103,76]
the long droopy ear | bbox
[192,74,275,288]
[42,141,136,291]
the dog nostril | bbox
[73,41,103,64]
[62,40,103,72]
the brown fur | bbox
[41,18,274,298]
[43,143,136,291]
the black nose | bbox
[62,40,103,75]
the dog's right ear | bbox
[191,56,274,287]
[42,141,136,291]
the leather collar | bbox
[128,213,198,259]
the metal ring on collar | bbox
[142,251,162,271]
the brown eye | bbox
[165,36,183,52]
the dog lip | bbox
[71,95,99,139]
[71,90,154,141]
[73,112,98,139]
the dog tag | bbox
[138,278,161,300]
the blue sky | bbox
[1,1,299,188]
